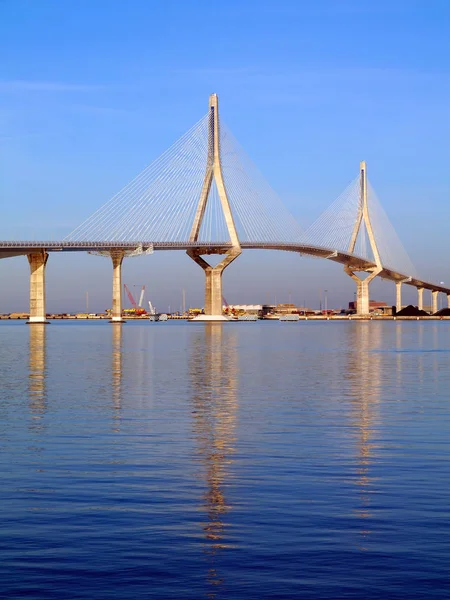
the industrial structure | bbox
[0,94,449,323]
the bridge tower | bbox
[186,94,242,320]
[344,161,383,315]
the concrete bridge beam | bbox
[27,251,49,324]
[110,251,125,323]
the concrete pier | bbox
[345,268,380,316]
[417,287,424,311]
[447,294,450,309]
[27,251,49,324]
[110,251,125,323]
[396,281,402,313]
[355,278,370,316]
[432,290,438,314]
[187,249,240,320]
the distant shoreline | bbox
[2,315,450,322]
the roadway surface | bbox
[0,240,448,295]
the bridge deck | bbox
[0,240,448,295]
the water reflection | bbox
[111,324,122,432]
[431,324,440,382]
[395,323,403,385]
[395,323,439,392]
[28,324,47,432]
[189,324,238,597]
[345,323,382,545]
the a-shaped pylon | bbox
[187,94,241,320]
[344,161,383,315]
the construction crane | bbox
[138,286,145,308]
[135,284,157,316]
[123,284,146,315]
[222,295,230,315]
[133,285,145,308]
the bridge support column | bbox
[110,251,125,323]
[417,287,424,311]
[356,279,370,315]
[187,249,241,320]
[27,251,49,324]
[447,294,450,309]
[432,290,438,314]
[396,281,402,313]
[345,266,381,316]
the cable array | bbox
[220,124,304,242]
[65,111,304,245]
[64,103,416,279]
[305,175,417,276]
[65,113,212,243]
[367,183,417,276]
[197,179,230,242]
[304,177,364,255]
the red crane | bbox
[222,295,230,315]
[124,284,146,315]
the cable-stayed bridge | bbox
[0,94,448,322]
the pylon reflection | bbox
[189,323,238,597]
[346,323,382,547]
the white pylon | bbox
[344,161,383,315]
[187,94,241,319]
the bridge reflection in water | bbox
[28,324,47,434]
[20,321,450,596]
[344,322,443,551]
[345,323,382,548]
[189,324,238,596]
[111,324,123,433]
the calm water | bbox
[1,320,450,599]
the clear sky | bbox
[1,0,450,313]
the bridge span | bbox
[0,240,448,322]
[0,94,446,322]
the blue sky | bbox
[1,0,450,312]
